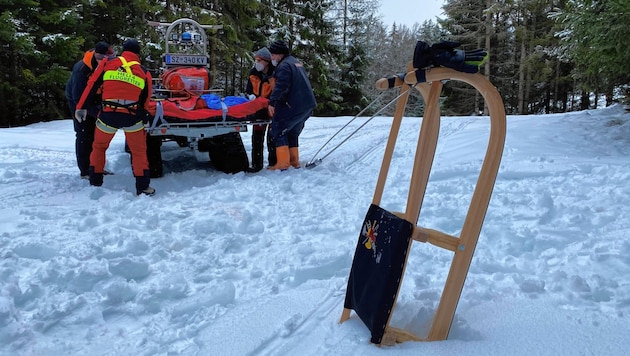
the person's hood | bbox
[82,50,97,70]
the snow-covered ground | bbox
[1,104,629,355]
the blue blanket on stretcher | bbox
[201,94,249,110]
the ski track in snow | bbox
[1,108,630,355]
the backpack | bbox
[161,67,212,96]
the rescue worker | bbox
[267,40,316,170]
[245,47,276,172]
[65,41,114,179]
[75,39,155,196]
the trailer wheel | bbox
[207,132,249,173]
[175,137,188,147]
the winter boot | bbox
[267,131,277,167]
[138,187,156,196]
[135,169,155,196]
[268,146,290,170]
[249,129,265,172]
[88,166,104,187]
[289,147,300,168]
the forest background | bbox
[1,0,629,128]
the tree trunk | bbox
[605,86,614,107]
[553,60,560,112]
[482,0,492,115]
[518,39,526,114]
[580,91,590,110]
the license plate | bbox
[165,54,208,65]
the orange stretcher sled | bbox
[146,96,269,122]
[145,95,270,138]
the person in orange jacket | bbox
[75,39,155,196]
[65,41,115,179]
[245,47,276,171]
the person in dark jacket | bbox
[65,41,114,178]
[245,47,276,171]
[75,39,155,196]
[267,40,317,170]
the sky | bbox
[1,101,630,355]
[380,0,445,29]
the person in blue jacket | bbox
[267,40,316,170]
[65,41,114,178]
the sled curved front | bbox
[340,65,506,345]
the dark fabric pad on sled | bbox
[344,204,413,344]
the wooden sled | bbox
[340,64,506,345]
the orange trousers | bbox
[91,125,148,177]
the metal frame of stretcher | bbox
[146,100,271,147]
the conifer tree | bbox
[281,0,340,115]
[555,0,630,107]
[440,0,491,115]
[210,0,260,94]
[0,0,85,126]
[335,0,379,115]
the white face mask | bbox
[255,62,265,72]
[271,60,278,66]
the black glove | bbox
[137,109,152,125]
[413,40,432,69]
[431,41,488,73]
[413,40,488,73]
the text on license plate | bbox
[165,55,208,65]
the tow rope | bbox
[305,86,415,169]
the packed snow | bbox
[1,103,629,355]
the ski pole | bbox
[306,86,415,168]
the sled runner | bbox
[340,62,506,345]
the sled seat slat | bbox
[413,226,459,252]
[392,212,459,252]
